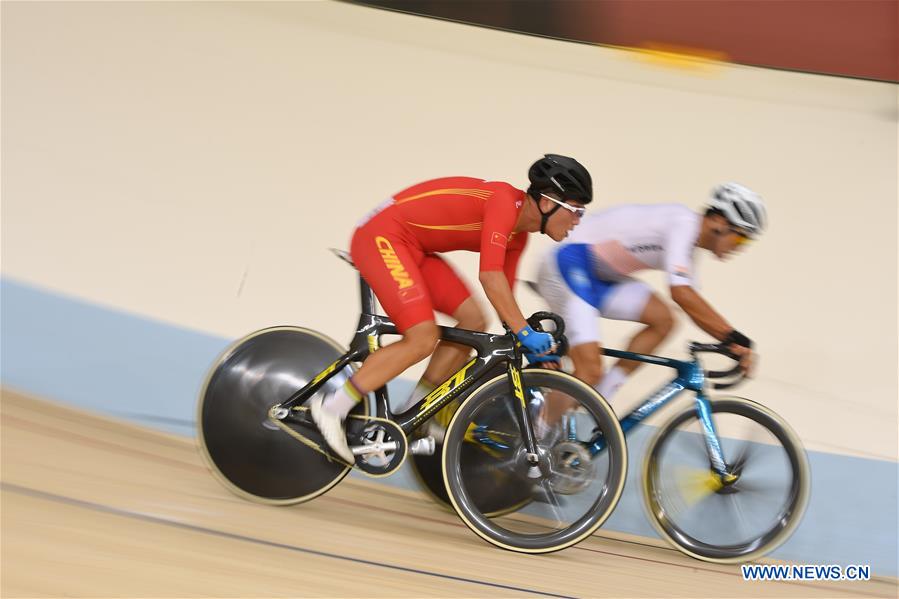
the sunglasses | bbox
[540,193,586,218]
[730,227,753,246]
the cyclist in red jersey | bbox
[311,155,594,462]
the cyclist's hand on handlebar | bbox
[515,325,553,356]
[517,325,553,355]
[728,344,756,377]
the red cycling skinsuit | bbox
[350,177,528,332]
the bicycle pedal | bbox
[409,436,436,456]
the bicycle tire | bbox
[642,396,810,563]
[442,369,627,553]
[409,365,527,516]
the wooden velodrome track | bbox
[2,390,895,598]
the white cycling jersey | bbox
[567,203,702,288]
[537,203,702,346]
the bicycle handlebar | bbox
[522,311,569,358]
[690,342,746,390]
[512,317,748,389]
[526,311,566,341]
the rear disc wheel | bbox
[198,326,364,504]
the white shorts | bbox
[536,248,653,347]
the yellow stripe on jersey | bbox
[395,188,492,205]
[406,221,483,231]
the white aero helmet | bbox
[708,182,767,237]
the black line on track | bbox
[2,482,578,599]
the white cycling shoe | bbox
[309,395,355,464]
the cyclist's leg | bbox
[537,245,603,378]
[351,320,441,393]
[602,282,674,374]
[562,295,606,390]
[313,319,439,461]
[313,225,439,461]
[418,256,484,390]
[568,342,604,386]
[596,281,673,399]
[399,297,484,412]
[347,228,441,391]
[405,256,484,436]
[536,248,603,422]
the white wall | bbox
[2,1,897,461]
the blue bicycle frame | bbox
[585,348,731,476]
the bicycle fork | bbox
[695,393,739,485]
[506,362,543,479]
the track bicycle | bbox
[197,250,628,553]
[413,283,810,562]
[606,343,809,562]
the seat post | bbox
[359,275,376,315]
[329,248,376,316]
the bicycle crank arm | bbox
[351,441,398,455]
[351,437,436,456]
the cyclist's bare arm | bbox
[670,285,732,339]
[670,285,755,374]
[479,270,529,333]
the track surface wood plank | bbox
[2,390,895,598]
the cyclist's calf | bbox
[570,343,605,387]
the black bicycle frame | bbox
[276,275,540,451]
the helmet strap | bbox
[539,203,562,234]
[528,187,562,234]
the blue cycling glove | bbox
[516,325,553,355]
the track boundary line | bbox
[1,482,578,599]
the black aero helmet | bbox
[527,154,593,204]
[527,154,593,234]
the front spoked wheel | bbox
[643,397,810,563]
[443,370,627,553]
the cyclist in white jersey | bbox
[535,183,766,400]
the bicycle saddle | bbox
[330,248,356,268]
